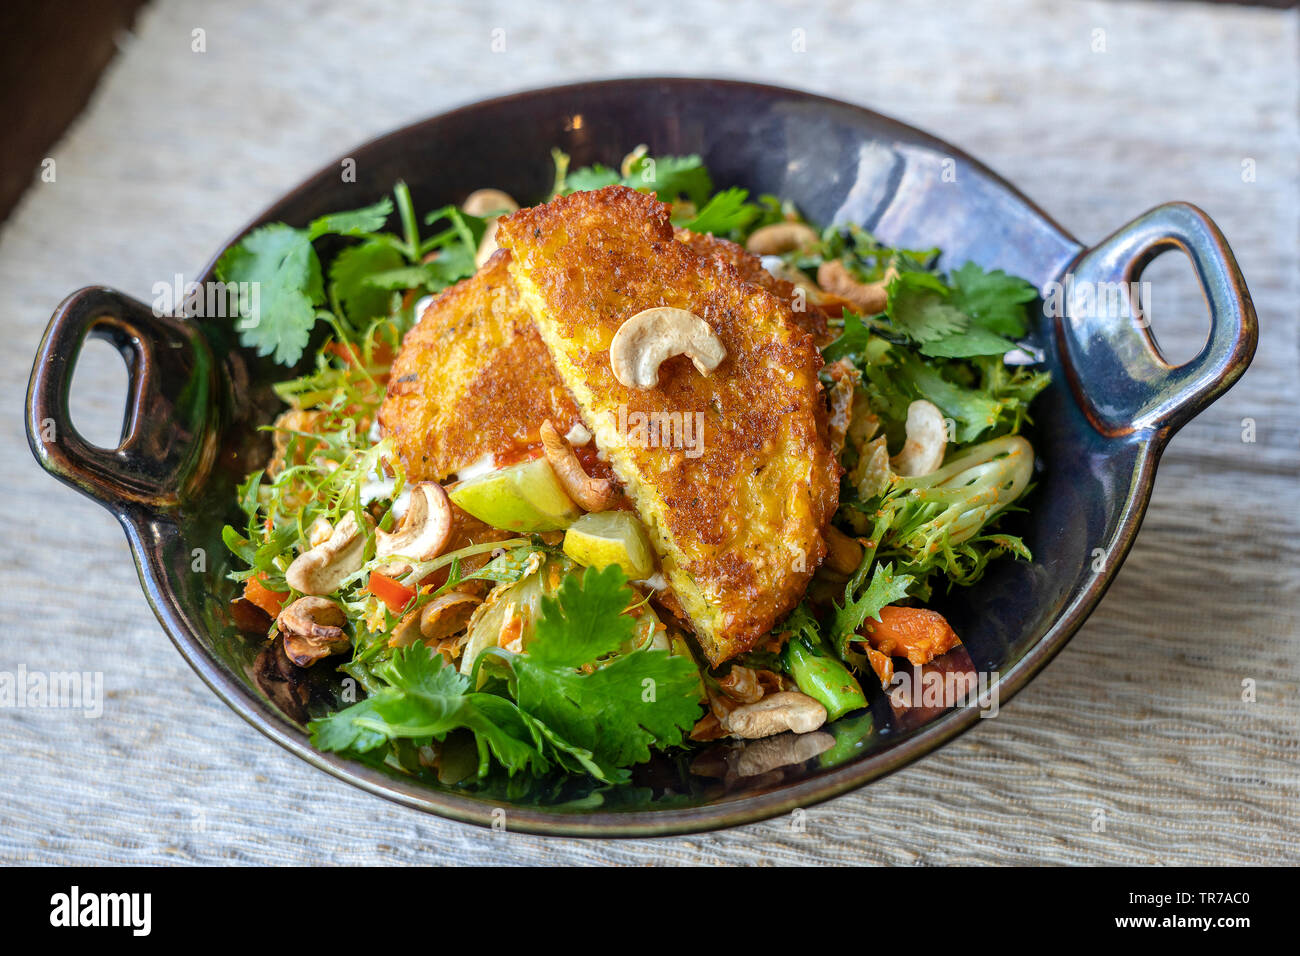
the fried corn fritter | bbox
[496,185,840,665]
[378,251,584,482]
[380,229,823,484]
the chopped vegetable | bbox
[857,606,962,667]
[367,571,415,616]
[243,573,289,618]
[783,633,867,722]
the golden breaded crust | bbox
[377,251,583,482]
[497,185,840,665]
[380,231,822,484]
[672,229,829,343]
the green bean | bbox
[784,637,868,722]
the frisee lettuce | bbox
[830,562,916,657]
[781,226,1046,675]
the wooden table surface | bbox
[1,0,1296,865]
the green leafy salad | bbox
[219,147,1048,788]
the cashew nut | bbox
[619,144,648,179]
[759,256,834,307]
[540,420,617,512]
[390,589,482,648]
[420,590,482,640]
[823,525,864,576]
[307,515,334,549]
[723,691,827,739]
[375,483,454,576]
[745,221,819,256]
[278,596,349,666]
[734,730,836,777]
[474,222,502,269]
[285,511,365,595]
[565,422,592,446]
[890,400,947,477]
[609,307,726,389]
[462,189,519,218]
[462,189,519,269]
[817,261,895,315]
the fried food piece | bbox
[380,230,823,484]
[496,185,839,665]
[673,229,829,343]
[377,252,584,482]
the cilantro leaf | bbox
[310,696,390,753]
[563,153,713,207]
[216,196,402,366]
[565,163,622,192]
[894,352,1003,444]
[887,271,968,343]
[328,239,403,328]
[307,197,395,240]
[216,223,323,365]
[630,153,712,205]
[508,566,703,777]
[877,264,1037,359]
[514,708,609,779]
[309,644,549,777]
[527,564,639,668]
[362,248,474,294]
[948,262,1038,338]
[821,311,874,363]
[919,325,1018,359]
[683,187,759,235]
[513,652,702,775]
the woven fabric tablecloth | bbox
[1,0,1296,865]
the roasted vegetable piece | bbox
[244,574,289,618]
[857,605,961,667]
[368,571,416,615]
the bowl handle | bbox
[25,286,220,510]
[1057,202,1257,437]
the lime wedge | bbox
[562,510,655,580]
[448,458,579,532]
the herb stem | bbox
[398,538,535,588]
[394,180,421,261]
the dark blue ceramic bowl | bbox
[25,79,1256,836]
